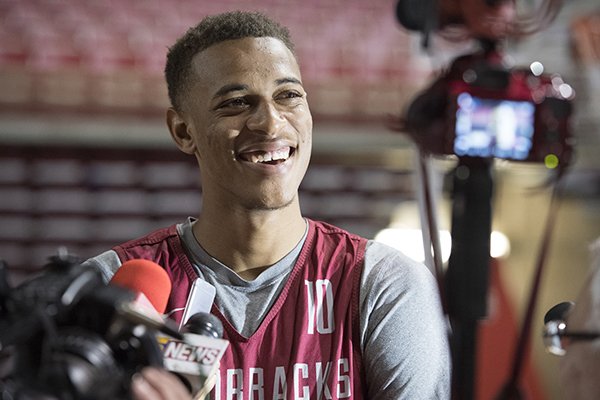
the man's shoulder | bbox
[115,224,179,250]
[84,223,183,282]
[307,220,431,277]
[309,219,367,242]
[363,239,437,291]
[365,239,425,267]
[82,250,122,283]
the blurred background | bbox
[0,0,598,398]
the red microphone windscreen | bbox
[110,259,171,314]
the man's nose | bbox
[246,101,286,135]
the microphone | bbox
[184,312,224,338]
[110,259,172,314]
[0,254,169,399]
[180,278,216,330]
[157,312,229,398]
[109,259,182,339]
[111,260,226,396]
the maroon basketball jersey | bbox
[114,220,368,399]
[212,221,367,399]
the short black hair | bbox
[165,11,295,112]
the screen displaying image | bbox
[453,92,536,160]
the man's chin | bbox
[243,196,297,212]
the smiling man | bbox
[85,11,451,400]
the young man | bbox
[86,11,451,399]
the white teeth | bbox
[273,148,290,160]
[249,148,291,163]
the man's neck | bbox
[192,202,306,280]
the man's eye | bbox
[284,92,302,98]
[220,98,249,108]
[277,91,304,101]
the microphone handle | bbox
[192,373,218,400]
[118,302,183,339]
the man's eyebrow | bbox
[212,78,302,99]
[276,77,303,86]
[213,84,249,99]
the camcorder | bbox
[0,252,164,400]
[402,47,575,167]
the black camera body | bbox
[0,253,164,400]
[403,49,575,167]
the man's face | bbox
[175,37,312,211]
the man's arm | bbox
[81,250,122,283]
[360,241,451,399]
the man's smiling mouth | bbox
[238,147,295,165]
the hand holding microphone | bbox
[110,259,228,399]
[157,312,228,399]
[131,367,193,400]
[133,313,227,400]
[0,255,180,399]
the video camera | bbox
[402,45,575,167]
[0,251,164,400]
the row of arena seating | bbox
[0,0,432,117]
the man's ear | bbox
[166,107,196,155]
